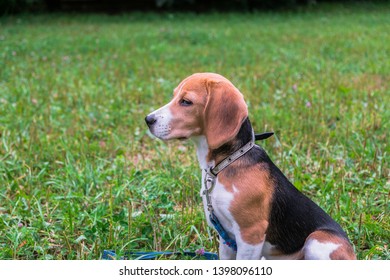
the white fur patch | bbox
[148,103,173,139]
[211,179,235,228]
[193,136,211,170]
[235,239,264,260]
[304,239,340,260]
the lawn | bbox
[0,3,389,260]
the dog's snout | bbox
[145,114,157,127]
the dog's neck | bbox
[193,135,212,170]
[193,118,253,170]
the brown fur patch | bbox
[203,79,248,149]
[219,162,273,245]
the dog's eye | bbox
[180,99,193,106]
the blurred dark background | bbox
[1,0,387,15]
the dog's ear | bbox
[204,79,248,149]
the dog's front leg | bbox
[236,240,265,260]
[219,238,237,260]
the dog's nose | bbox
[145,114,156,127]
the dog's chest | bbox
[200,170,236,233]
[194,136,238,236]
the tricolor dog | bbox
[145,73,356,260]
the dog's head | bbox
[145,73,248,149]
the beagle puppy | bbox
[145,72,356,260]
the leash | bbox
[203,131,274,252]
[102,250,218,260]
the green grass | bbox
[0,3,389,260]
